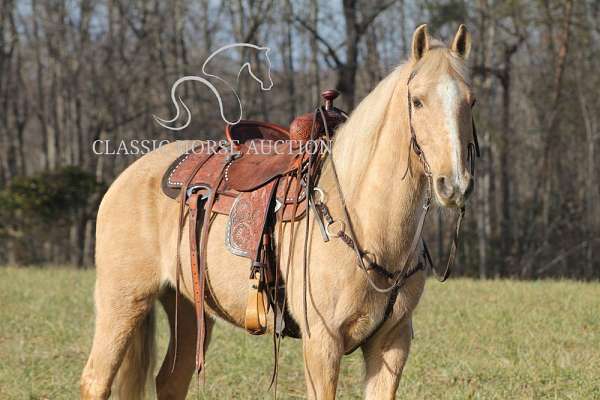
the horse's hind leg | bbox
[156,287,215,400]
[80,264,160,400]
[361,317,413,400]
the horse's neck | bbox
[323,78,426,268]
[351,158,425,267]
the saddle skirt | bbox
[161,142,308,229]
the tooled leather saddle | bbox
[161,90,346,373]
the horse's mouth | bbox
[433,175,473,208]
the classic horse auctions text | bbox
[92,139,333,156]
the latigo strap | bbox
[188,169,225,373]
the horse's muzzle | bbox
[434,173,473,207]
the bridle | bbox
[402,69,480,282]
[305,70,480,352]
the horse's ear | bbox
[451,24,471,60]
[411,24,430,62]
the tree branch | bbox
[357,0,397,35]
[294,16,343,68]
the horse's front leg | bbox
[302,326,344,400]
[361,316,413,400]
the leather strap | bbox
[188,170,225,374]
[172,151,213,373]
[188,191,205,374]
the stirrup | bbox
[244,270,268,335]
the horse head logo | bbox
[239,46,273,91]
[154,43,274,130]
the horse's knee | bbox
[80,368,111,400]
[362,319,413,400]
[302,332,343,400]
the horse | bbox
[80,24,475,399]
[154,43,274,128]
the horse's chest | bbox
[341,273,425,351]
[341,294,389,347]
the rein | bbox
[308,70,480,350]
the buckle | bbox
[186,185,210,200]
[325,220,346,238]
[312,187,326,204]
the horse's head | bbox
[240,46,274,91]
[406,24,475,208]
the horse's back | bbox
[95,141,194,277]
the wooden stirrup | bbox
[245,270,268,335]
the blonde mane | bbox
[332,66,407,190]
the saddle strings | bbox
[268,107,330,396]
[302,110,319,340]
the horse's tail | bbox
[112,306,156,399]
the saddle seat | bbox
[225,120,290,144]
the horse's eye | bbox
[412,98,423,109]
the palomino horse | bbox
[80,24,475,399]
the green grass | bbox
[1,267,599,399]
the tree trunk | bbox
[284,0,296,121]
[309,0,320,102]
[499,57,512,275]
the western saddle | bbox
[161,90,346,373]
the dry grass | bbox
[0,267,599,399]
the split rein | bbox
[310,71,480,298]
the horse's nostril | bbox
[435,176,455,200]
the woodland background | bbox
[0,0,598,279]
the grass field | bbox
[0,267,599,399]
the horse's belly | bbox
[203,214,256,327]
